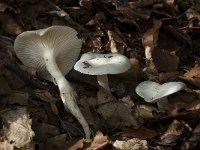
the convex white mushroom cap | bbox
[74,52,131,75]
[135,81,186,103]
[14,25,82,81]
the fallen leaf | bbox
[152,48,179,72]
[142,20,162,51]
[113,138,148,150]
[136,105,157,119]
[97,101,139,129]
[44,134,69,150]
[79,97,95,125]
[160,120,186,145]
[68,138,84,150]
[0,140,14,150]
[1,107,35,148]
[0,13,23,35]
[121,127,158,139]
[182,64,200,87]
[33,122,59,142]
[142,20,162,74]
[159,71,182,82]
[182,123,200,150]
[86,131,110,150]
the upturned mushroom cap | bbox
[14,25,82,81]
[135,81,186,103]
[74,52,131,75]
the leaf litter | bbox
[0,0,200,149]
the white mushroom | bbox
[14,26,91,139]
[74,52,131,93]
[135,81,186,109]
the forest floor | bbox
[0,0,200,149]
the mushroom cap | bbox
[74,52,131,75]
[14,25,82,81]
[135,81,186,103]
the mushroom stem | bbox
[97,75,111,93]
[156,97,168,110]
[44,56,91,139]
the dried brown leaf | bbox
[182,64,200,87]
[113,138,148,150]
[44,134,69,150]
[97,101,139,129]
[79,98,95,125]
[153,48,179,72]
[68,138,84,150]
[160,120,185,145]
[121,127,158,139]
[0,13,23,35]
[142,20,162,51]
[86,131,110,150]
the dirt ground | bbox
[0,0,200,149]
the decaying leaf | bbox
[0,140,14,150]
[97,101,139,129]
[113,138,148,150]
[160,120,188,145]
[152,48,179,72]
[44,134,69,150]
[86,131,110,150]
[79,97,95,125]
[1,107,34,148]
[67,138,84,150]
[33,122,59,142]
[142,20,162,75]
[121,127,158,139]
[182,123,200,150]
[182,64,200,87]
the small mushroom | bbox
[14,26,91,139]
[135,81,186,109]
[74,52,131,93]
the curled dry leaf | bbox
[160,120,188,145]
[142,20,162,58]
[86,131,110,150]
[142,20,162,75]
[113,138,148,150]
[182,64,200,87]
[1,107,34,148]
